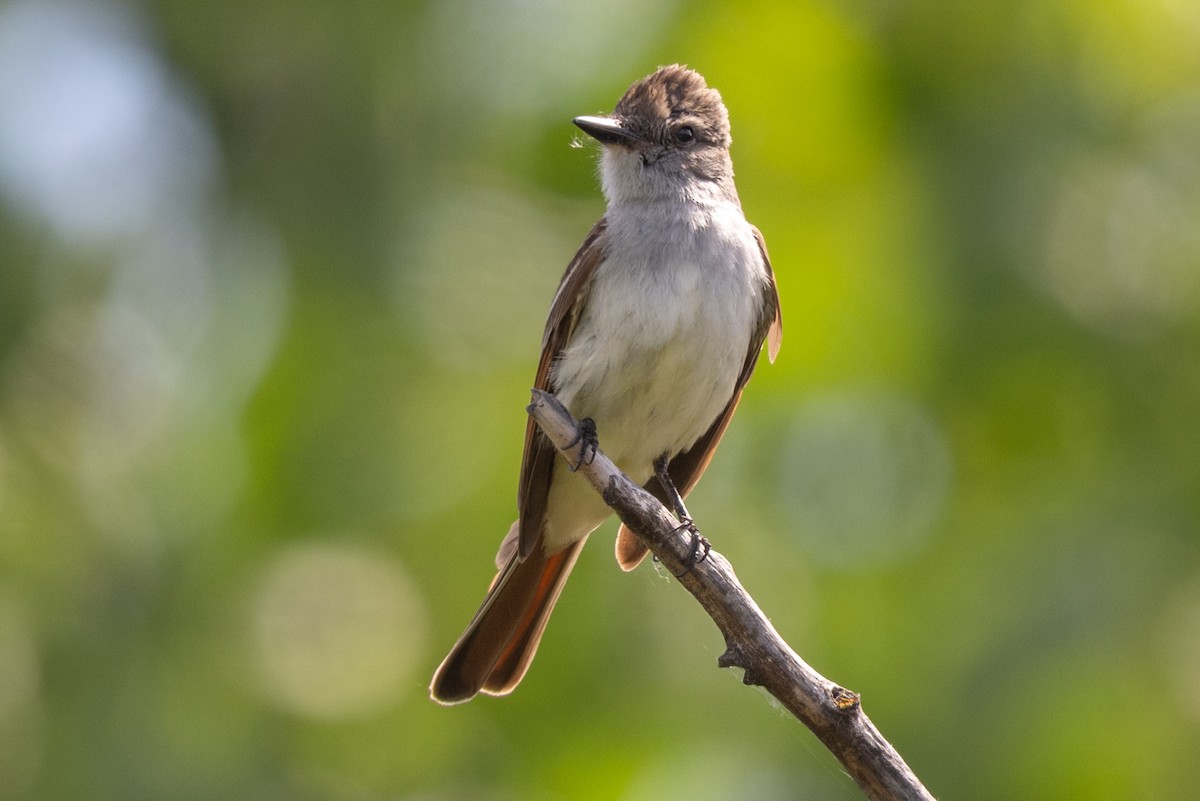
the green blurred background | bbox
[1,0,1199,798]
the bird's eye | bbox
[673,125,695,144]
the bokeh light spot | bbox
[1040,152,1200,336]
[249,541,426,720]
[777,391,952,568]
[0,0,216,245]
[393,180,587,372]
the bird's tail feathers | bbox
[430,535,585,704]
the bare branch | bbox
[527,389,937,801]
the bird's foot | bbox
[671,518,710,578]
[566,417,598,472]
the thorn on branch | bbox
[718,643,746,670]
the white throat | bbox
[598,146,736,207]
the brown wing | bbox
[616,225,782,569]
[755,227,783,364]
[513,218,608,560]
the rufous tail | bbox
[429,538,585,704]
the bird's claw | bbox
[672,519,710,578]
[566,417,598,472]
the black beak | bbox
[573,115,641,146]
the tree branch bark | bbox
[527,389,936,801]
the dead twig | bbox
[527,389,936,801]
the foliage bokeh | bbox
[1,0,1199,798]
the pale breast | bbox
[550,201,766,475]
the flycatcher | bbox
[430,65,782,704]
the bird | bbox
[429,65,782,704]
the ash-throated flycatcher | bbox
[430,65,782,704]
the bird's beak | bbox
[573,115,641,147]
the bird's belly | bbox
[552,258,751,478]
[538,210,765,551]
[541,298,746,551]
